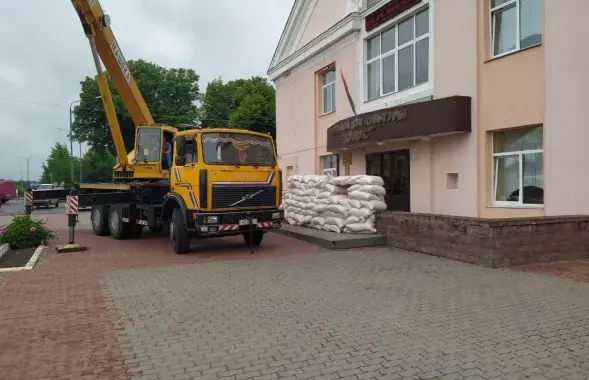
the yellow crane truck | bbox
[61,0,283,254]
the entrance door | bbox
[366,150,410,212]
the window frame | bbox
[491,127,544,208]
[320,154,339,176]
[489,0,542,59]
[320,69,336,115]
[364,6,430,101]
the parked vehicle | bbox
[32,184,68,208]
[0,181,17,204]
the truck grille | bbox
[212,185,276,209]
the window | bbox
[490,0,542,58]
[183,138,197,164]
[136,128,161,162]
[321,69,336,114]
[202,132,276,167]
[492,126,543,206]
[365,7,429,101]
[320,154,338,176]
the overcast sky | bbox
[0,0,293,182]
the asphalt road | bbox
[0,199,89,216]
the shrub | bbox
[0,214,56,249]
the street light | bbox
[18,156,31,184]
[69,96,101,186]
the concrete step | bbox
[272,225,385,250]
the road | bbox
[0,199,89,217]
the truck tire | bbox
[91,206,110,236]
[170,208,190,254]
[108,204,128,239]
[243,231,264,247]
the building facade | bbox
[268,0,589,266]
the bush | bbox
[0,214,56,249]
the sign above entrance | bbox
[326,96,472,151]
[365,0,422,32]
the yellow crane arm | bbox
[72,0,156,168]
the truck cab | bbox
[161,128,284,253]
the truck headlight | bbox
[272,212,281,220]
[205,215,218,224]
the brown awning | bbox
[326,95,471,151]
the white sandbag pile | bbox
[282,174,387,234]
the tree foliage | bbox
[71,59,200,154]
[201,76,276,138]
[80,148,116,183]
[40,143,77,187]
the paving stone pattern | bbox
[104,249,589,380]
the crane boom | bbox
[72,0,154,126]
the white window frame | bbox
[491,129,544,208]
[364,6,430,102]
[490,0,542,59]
[320,154,338,176]
[321,70,336,115]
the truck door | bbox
[171,137,199,210]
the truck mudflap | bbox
[189,209,284,237]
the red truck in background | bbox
[0,181,17,205]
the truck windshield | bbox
[136,128,161,162]
[202,132,276,167]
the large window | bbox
[365,7,429,101]
[320,154,338,176]
[492,126,543,206]
[202,132,276,167]
[321,69,336,114]
[491,0,542,58]
[136,128,161,162]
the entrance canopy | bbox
[326,95,471,151]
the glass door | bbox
[366,150,410,212]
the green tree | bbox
[201,77,276,138]
[71,59,201,154]
[40,143,77,187]
[81,148,117,183]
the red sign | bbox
[365,0,422,32]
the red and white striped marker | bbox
[25,191,33,206]
[258,222,273,229]
[218,224,240,231]
[65,195,79,215]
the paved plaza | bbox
[0,214,588,379]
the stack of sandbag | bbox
[282,174,387,234]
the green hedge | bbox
[0,214,55,249]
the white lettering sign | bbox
[110,40,132,83]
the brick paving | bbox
[515,260,589,283]
[1,214,589,379]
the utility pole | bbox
[18,156,30,184]
[69,96,101,187]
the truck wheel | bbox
[243,231,264,247]
[91,206,110,236]
[55,201,59,208]
[108,204,128,239]
[170,208,190,254]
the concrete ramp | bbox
[272,225,385,250]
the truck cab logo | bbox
[229,190,264,207]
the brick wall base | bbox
[375,212,589,268]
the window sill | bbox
[319,110,335,118]
[490,203,544,210]
[486,42,542,63]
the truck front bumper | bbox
[188,209,284,237]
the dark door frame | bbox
[365,149,411,212]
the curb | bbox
[0,243,9,259]
[0,245,45,273]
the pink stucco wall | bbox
[295,0,350,50]
[543,0,589,215]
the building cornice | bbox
[268,14,361,81]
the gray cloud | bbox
[0,0,293,182]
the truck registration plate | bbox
[239,219,258,226]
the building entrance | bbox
[366,150,410,212]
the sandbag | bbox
[311,216,325,226]
[325,217,346,229]
[349,208,373,219]
[344,223,377,233]
[348,191,382,202]
[322,184,347,194]
[360,200,387,211]
[355,185,386,195]
[355,175,385,186]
